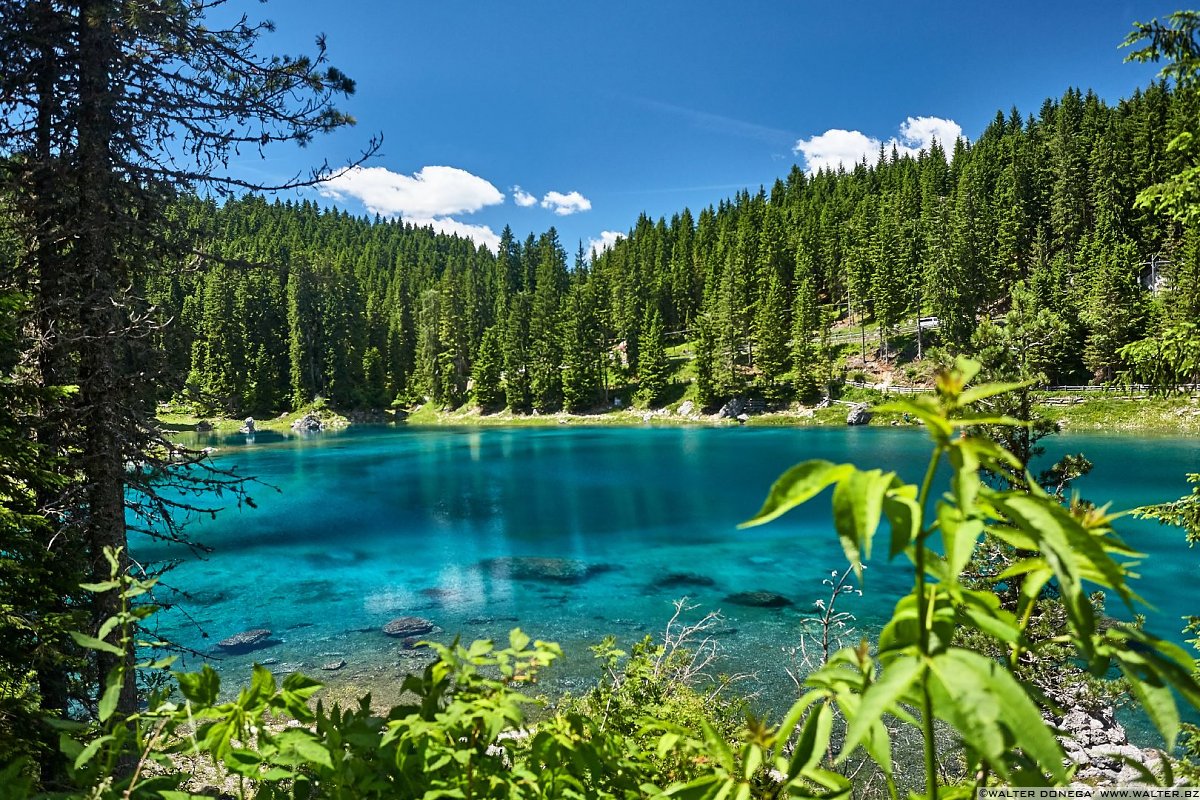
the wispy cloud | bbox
[629,95,795,147]
[511,185,537,207]
[319,165,504,218]
[793,116,962,173]
[541,190,592,216]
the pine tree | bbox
[791,270,820,399]
[561,283,602,412]
[530,229,567,411]
[694,313,718,409]
[472,325,505,410]
[636,307,669,407]
[503,292,533,412]
[752,271,789,396]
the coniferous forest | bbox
[161,81,1200,418]
[6,2,1200,796]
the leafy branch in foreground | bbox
[741,357,1200,798]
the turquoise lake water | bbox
[139,425,1199,715]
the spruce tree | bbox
[472,325,505,410]
[791,271,820,399]
[636,307,669,407]
[561,283,602,413]
[503,292,533,412]
[752,271,789,395]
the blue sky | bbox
[219,1,1181,255]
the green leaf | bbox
[79,580,121,593]
[999,493,1133,609]
[838,656,922,766]
[789,702,833,779]
[877,399,952,439]
[929,648,1065,782]
[700,719,734,772]
[97,667,122,722]
[773,693,823,755]
[73,734,112,771]
[882,488,920,559]
[657,732,681,759]
[175,665,220,706]
[68,631,123,656]
[739,460,852,528]
[509,628,531,652]
[741,744,763,781]
[276,729,334,769]
[1127,673,1179,751]
[937,503,983,580]
[958,380,1032,407]
[832,468,893,579]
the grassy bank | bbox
[156,405,351,435]
[156,392,1200,435]
[1034,391,1200,433]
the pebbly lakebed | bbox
[137,424,1200,715]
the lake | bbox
[139,425,1200,714]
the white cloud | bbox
[512,185,537,207]
[319,165,504,218]
[406,217,501,252]
[897,116,962,154]
[587,230,623,256]
[793,116,962,174]
[541,190,592,216]
[793,129,880,174]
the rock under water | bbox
[723,590,793,608]
[382,616,436,638]
[657,571,717,588]
[481,556,612,584]
[217,628,273,652]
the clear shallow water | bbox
[138,425,1200,716]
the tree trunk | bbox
[76,0,137,721]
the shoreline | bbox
[159,391,1200,436]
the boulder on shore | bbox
[716,397,746,419]
[292,412,323,432]
[382,616,436,638]
[677,400,695,417]
[217,628,272,652]
[1046,685,1164,784]
[240,416,255,434]
[724,590,793,608]
[846,404,873,426]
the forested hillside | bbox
[160,82,1200,417]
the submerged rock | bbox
[321,659,346,671]
[723,590,793,608]
[382,616,435,638]
[658,571,717,589]
[481,556,610,584]
[217,628,273,652]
